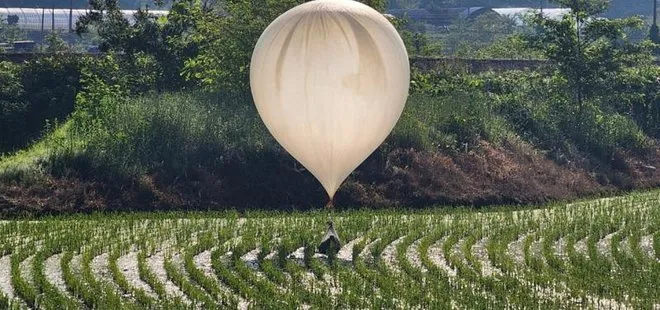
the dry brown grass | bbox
[3,139,660,216]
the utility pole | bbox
[69,0,73,32]
[40,7,45,49]
[651,0,659,43]
[655,0,658,25]
[40,8,44,36]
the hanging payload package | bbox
[318,221,341,256]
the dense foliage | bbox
[0,0,659,211]
[0,56,83,152]
[4,0,654,18]
[0,18,24,43]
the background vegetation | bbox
[0,0,659,215]
[3,0,657,18]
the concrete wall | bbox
[1,53,658,73]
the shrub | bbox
[0,56,84,153]
[72,89,274,177]
[0,61,27,152]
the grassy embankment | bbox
[2,65,660,216]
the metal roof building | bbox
[386,7,495,26]
[0,8,168,31]
[492,8,572,25]
[386,7,572,26]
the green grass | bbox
[0,121,82,183]
[0,68,655,188]
[0,191,658,308]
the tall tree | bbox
[525,0,649,113]
[75,0,204,91]
[183,0,388,92]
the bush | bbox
[0,51,173,154]
[72,88,274,177]
[572,104,651,156]
[603,65,660,138]
[0,61,27,152]
[485,70,653,160]
[0,56,84,153]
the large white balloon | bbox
[250,0,410,199]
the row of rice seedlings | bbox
[566,209,634,305]
[280,230,335,308]
[524,207,593,306]
[528,219,591,307]
[322,217,382,309]
[395,229,435,306]
[420,219,498,309]
[163,253,216,308]
[456,218,543,308]
[530,198,656,308]
[182,230,238,307]
[6,225,59,308]
[0,249,21,310]
[485,223,557,308]
[165,222,221,307]
[416,226,456,308]
[404,219,466,308]
[10,250,36,308]
[351,225,399,307]
[0,294,20,309]
[209,240,260,306]
[350,217,438,309]
[609,225,660,307]
[653,231,660,260]
[108,246,158,308]
[371,229,423,308]
[137,248,191,309]
[82,243,134,308]
[459,212,570,308]
[136,250,172,302]
[332,227,381,308]
[32,247,80,309]
[230,234,298,308]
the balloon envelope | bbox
[250,0,410,199]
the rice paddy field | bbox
[0,191,658,309]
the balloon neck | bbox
[325,199,334,210]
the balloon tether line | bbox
[325,196,335,223]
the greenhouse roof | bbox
[492,8,571,24]
[0,8,168,31]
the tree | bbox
[45,31,70,53]
[0,61,28,152]
[440,11,521,55]
[0,17,26,43]
[75,0,205,91]
[524,0,649,112]
[183,0,389,93]
[392,16,443,56]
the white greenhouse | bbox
[0,8,168,31]
[492,8,572,25]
